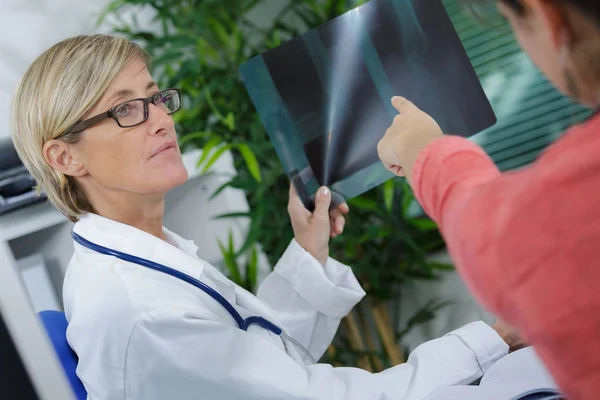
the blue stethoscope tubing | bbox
[71,231,282,334]
[512,389,564,400]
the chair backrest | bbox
[38,311,87,400]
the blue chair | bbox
[38,310,87,400]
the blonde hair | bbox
[10,34,150,222]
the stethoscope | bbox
[512,389,564,400]
[71,231,316,364]
[72,230,568,395]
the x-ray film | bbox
[239,0,497,210]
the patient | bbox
[11,34,558,400]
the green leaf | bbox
[224,112,236,131]
[204,88,224,119]
[241,0,261,13]
[196,137,223,168]
[178,131,212,148]
[210,177,258,201]
[209,181,231,201]
[213,212,252,220]
[429,262,454,271]
[246,246,258,291]
[151,47,184,68]
[358,225,391,243]
[408,218,438,231]
[228,230,234,255]
[201,144,233,173]
[383,179,395,211]
[401,179,415,216]
[237,144,262,182]
[396,299,453,339]
[209,17,231,47]
[293,4,320,28]
[235,203,266,257]
[196,37,221,63]
[325,0,346,19]
[172,108,199,125]
[347,196,379,211]
[271,30,281,47]
[218,234,241,285]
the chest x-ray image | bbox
[239,0,497,210]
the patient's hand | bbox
[288,185,349,265]
[493,320,529,353]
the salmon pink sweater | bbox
[412,112,600,400]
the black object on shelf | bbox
[0,139,46,215]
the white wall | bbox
[0,0,286,141]
[0,0,117,140]
[397,249,495,352]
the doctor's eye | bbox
[153,89,180,114]
[115,102,134,117]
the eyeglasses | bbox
[61,88,181,137]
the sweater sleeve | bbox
[410,134,600,400]
[411,135,506,313]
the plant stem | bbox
[372,301,405,365]
[343,312,372,372]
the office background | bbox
[0,0,590,370]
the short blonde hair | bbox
[10,34,150,222]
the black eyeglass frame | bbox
[60,88,181,137]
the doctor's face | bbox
[70,58,188,198]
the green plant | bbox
[336,180,451,301]
[101,0,452,367]
[218,230,259,293]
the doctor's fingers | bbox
[330,214,345,238]
[334,201,350,215]
[329,208,345,236]
[313,187,332,219]
[288,184,311,222]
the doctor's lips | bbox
[150,140,177,158]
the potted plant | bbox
[101,0,452,369]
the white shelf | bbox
[0,201,66,242]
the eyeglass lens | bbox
[114,89,180,128]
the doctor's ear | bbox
[42,139,88,178]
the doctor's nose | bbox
[147,103,175,136]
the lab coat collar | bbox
[73,213,208,282]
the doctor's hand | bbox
[493,320,529,353]
[288,185,349,265]
[377,96,443,183]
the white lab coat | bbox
[63,213,554,400]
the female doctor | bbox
[12,34,552,400]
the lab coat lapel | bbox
[73,213,224,296]
[162,227,236,304]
